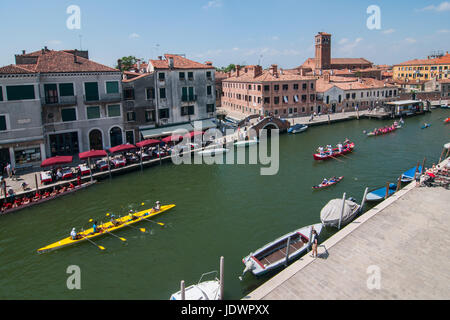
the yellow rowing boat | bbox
[37,204,176,253]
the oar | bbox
[140,216,165,227]
[339,153,352,160]
[123,221,146,233]
[82,235,106,251]
[329,154,345,163]
[104,229,127,242]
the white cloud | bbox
[336,38,363,55]
[46,40,62,45]
[271,36,279,41]
[203,0,222,9]
[405,37,417,44]
[419,1,450,12]
[129,33,140,39]
[383,28,395,34]
[437,29,450,33]
[232,47,240,51]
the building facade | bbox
[393,52,450,82]
[315,74,399,113]
[222,65,317,117]
[0,48,124,168]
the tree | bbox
[216,64,237,73]
[116,56,138,71]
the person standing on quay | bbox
[311,229,319,258]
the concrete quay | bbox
[243,158,450,300]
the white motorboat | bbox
[170,271,221,300]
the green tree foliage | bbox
[116,56,138,71]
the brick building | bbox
[222,64,317,117]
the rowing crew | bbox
[70,201,161,240]
[317,139,350,156]
[321,177,338,185]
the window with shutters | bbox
[6,85,35,101]
[86,106,100,119]
[61,108,77,122]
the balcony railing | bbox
[181,95,197,102]
[84,93,122,104]
[41,96,77,106]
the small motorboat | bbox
[444,117,449,124]
[197,148,229,156]
[240,223,323,277]
[421,123,431,129]
[313,143,355,161]
[401,166,423,182]
[288,124,308,134]
[365,183,397,202]
[320,197,361,228]
[312,176,344,190]
[234,138,258,148]
[169,271,221,300]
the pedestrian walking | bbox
[6,162,11,178]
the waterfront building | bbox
[393,52,450,82]
[137,54,217,138]
[0,48,124,169]
[315,74,399,113]
[221,65,317,117]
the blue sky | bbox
[0,0,449,69]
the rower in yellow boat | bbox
[110,214,121,227]
[150,201,161,214]
[128,210,138,222]
[70,228,82,240]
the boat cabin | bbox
[382,100,425,117]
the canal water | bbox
[0,109,448,300]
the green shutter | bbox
[108,104,121,117]
[106,81,119,94]
[61,108,77,122]
[188,87,194,100]
[160,88,166,99]
[59,83,74,96]
[86,106,100,119]
[0,86,3,101]
[182,87,188,101]
[84,82,99,101]
[6,85,35,101]
[0,115,6,131]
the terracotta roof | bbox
[122,72,153,83]
[395,53,450,66]
[300,57,373,70]
[316,76,396,92]
[223,68,315,83]
[0,64,36,74]
[149,54,214,70]
[0,49,118,74]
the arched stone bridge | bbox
[249,117,291,135]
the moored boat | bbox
[234,138,258,147]
[313,143,355,161]
[421,123,431,129]
[170,271,221,300]
[401,166,423,182]
[37,204,176,253]
[365,184,397,202]
[241,223,323,277]
[444,117,450,124]
[288,124,308,134]
[320,197,360,228]
[197,147,229,156]
[312,176,344,190]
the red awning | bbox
[185,131,204,138]
[79,150,107,160]
[162,135,183,143]
[136,139,162,148]
[40,156,73,167]
[109,144,137,154]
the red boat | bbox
[313,143,355,161]
[312,176,344,190]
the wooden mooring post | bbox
[396,175,402,192]
[360,187,369,214]
[421,157,426,174]
[219,256,224,300]
[180,280,185,300]
[385,182,390,199]
[338,192,346,230]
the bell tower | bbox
[315,32,331,70]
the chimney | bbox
[236,65,241,77]
[324,73,330,83]
[22,50,26,55]
[117,59,122,71]
[168,57,174,69]
[74,49,78,63]
[158,56,163,60]
[270,64,278,76]
[299,68,304,76]
[205,61,213,66]
[44,46,48,52]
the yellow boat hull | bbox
[37,204,176,253]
